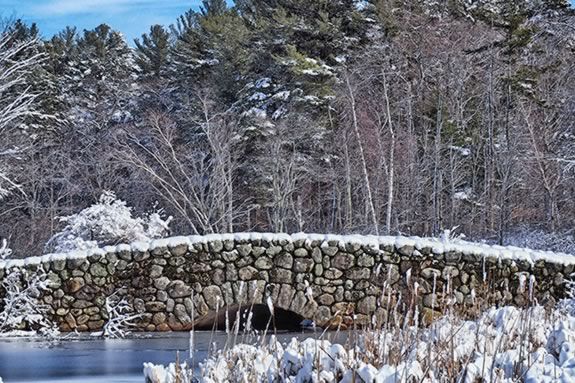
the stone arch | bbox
[1,233,573,332]
[192,280,318,329]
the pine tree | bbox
[236,0,367,125]
[170,1,251,103]
[134,25,171,79]
[61,24,137,125]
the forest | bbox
[0,0,574,257]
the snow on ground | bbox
[143,301,575,383]
[2,232,575,271]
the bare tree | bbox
[116,96,243,234]
[0,31,45,199]
[343,71,379,235]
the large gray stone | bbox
[133,251,150,262]
[203,286,223,310]
[383,265,401,284]
[270,268,293,284]
[397,245,415,256]
[168,280,193,298]
[212,269,225,285]
[266,246,283,256]
[146,301,167,312]
[237,244,252,257]
[442,266,460,280]
[277,284,295,309]
[421,268,441,280]
[154,277,171,290]
[150,265,163,278]
[239,266,258,280]
[221,282,234,305]
[226,263,238,281]
[274,253,293,269]
[346,267,371,280]
[209,240,224,253]
[332,253,355,270]
[318,294,335,306]
[322,246,339,256]
[254,257,273,270]
[52,259,67,271]
[357,254,375,267]
[294,248,308,257]
[222,250,239,262]
[248,280,266,304]
[89,263,108,277]
[313,306,332,325]
[294,259,314,273]
[47,272,62,289]
[174,304,191,323]
[290,291,307,314]
[170,243,189,257]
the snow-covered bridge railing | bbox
[0,233,573,332]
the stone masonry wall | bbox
[0,233,572,332]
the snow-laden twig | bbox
[102,289,142,339]
[0,267,59,337]
[0,238,11,260]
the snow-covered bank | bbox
[143,302,575,382]
[3,232,575,270]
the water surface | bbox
[0,331,324,382]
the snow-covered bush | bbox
[45,191,172,253]
[0,267,59,337]
[144,360,191,383]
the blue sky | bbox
[1,0,204,44]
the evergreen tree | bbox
[236,0,367,125]
[134,25,171,79]
[170,1,251,103]
[61,24,137,125]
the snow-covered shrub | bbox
[144,360,191,383]
[0,267,59,337]
[102,289,141,339]
[45,191,172,253]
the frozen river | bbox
[0,331,319,383]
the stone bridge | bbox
[0,233,573,332]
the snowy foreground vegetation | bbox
[144,300,575,383]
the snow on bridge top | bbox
[1,232,574,270]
